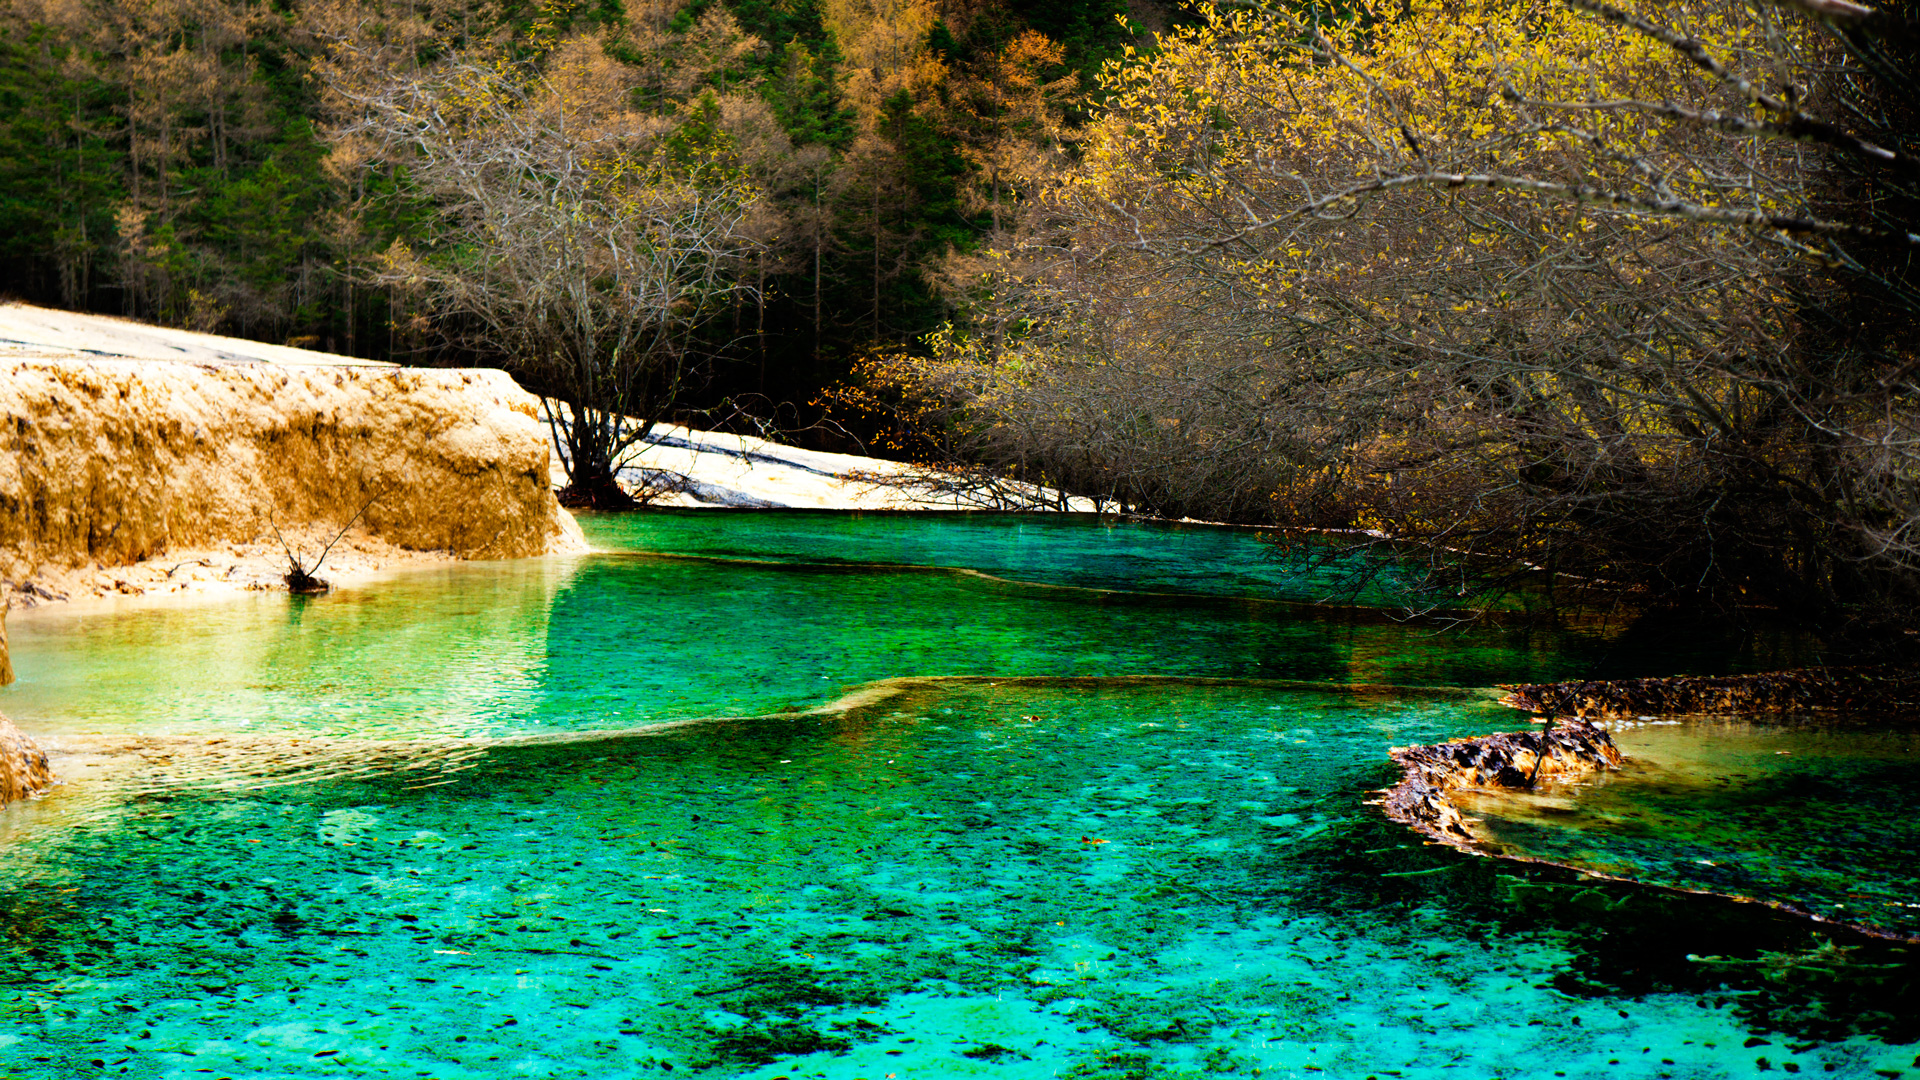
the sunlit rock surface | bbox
[0,353,586,585]
[0,300,1086,545]
[0,590,11,685]
[613,423,1099,511]
[1380,719,1624,842]
[0,301,398,367]
[0,713,51,804]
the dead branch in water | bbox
[265,486,389,595]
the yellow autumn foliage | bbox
[889,0,1920,634]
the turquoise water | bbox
[574,511,1393,602]
[1464,718,1920,941]
[3,522,1803,744]
[578,511,1819,674]
[0,513,1907,1078]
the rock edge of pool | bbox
[1385,667,1920,944]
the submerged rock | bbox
[0,713,51,805]
[1379,720,1623,844]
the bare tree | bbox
[317,16,765,507]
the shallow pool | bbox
[1464,717,1920,941]
[0,513,1907,1079]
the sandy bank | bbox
[2,358,584,581]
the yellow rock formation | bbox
[0,359,587,585]
[0,714,50,806]
[0,588,11,686]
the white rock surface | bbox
[611,423,1096,511]
[0,299,1090,534]
[0,302,394,367]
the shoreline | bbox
[1499,666,1920,719]
[3,523,472,617]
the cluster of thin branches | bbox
[893,0,1918,648]
[313,11,765,506]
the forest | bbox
[0,0,1146,407]
[1,0,1915,654]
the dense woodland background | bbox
[0,0,1155,408]
[1,0,1915,654]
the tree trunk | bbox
[554,404,639,511]
[556,467,637,510]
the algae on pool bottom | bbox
[0,513,1908,1078]
[1461,717,1920,941]
[4,682,1912,1079]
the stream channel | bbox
[0,511,1913,1079]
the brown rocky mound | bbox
[1377,720,1623,844]
[0,359,586,586]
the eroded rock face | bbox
[0,360,587,580]
[1379,720,1624,844]
[0,588,12,685]
[0,714,51,805]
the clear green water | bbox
[574,511,1400,603]
[0,513,1908,1078]
[1465,719,1920,940]
[1,517,1806,744]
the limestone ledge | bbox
[1,358,588,605]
